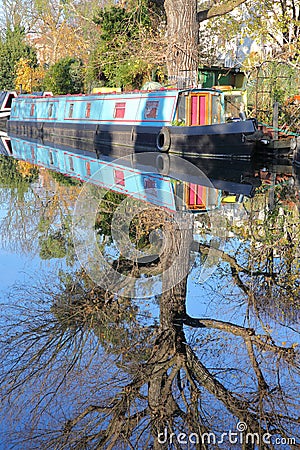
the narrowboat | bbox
[7,88,260,159]
[0,91,18,129]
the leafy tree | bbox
[0,0,33,35]
[89,2,165,89]
[241,0,300,60]
[88,0,251,88]
[43,56,84,94]
[27,0,99,66]
[0,26,37,90]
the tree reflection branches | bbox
[241,183,300,325]
[196,181,300,328]
[0,271,151,447]
[0,158,81,260]
[0,189,299,449]
[0,237,298,448]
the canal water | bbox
[0,136,299,449]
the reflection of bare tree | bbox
[0,161,80,260]
[0,160,40,253]
[222,180,300,326]
[0,211,299,449]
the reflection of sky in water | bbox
[0,249,66,299]
[0,228,68,298]
[0,249,29,288]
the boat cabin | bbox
[175,89,224,125]
[9,88,225,128]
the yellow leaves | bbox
[17,161,35,178]
[15,58,45,93]
[36,19,91,66]
[15,58,32,92]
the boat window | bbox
[86,161,91,176]
[86,102,91,118]
[49,151,54,165]
[114,102,126,119]
[68,103,74,118]
[48,103,53,117]
[30,104,35,116]
[0,92,6,107]
[224,93,242,121]
[4,139,13,155]
[114,169,125,186]
[69,156,74,171]
[144,177,158,197]
[144,178,156,189]
[177,96,186,123]
[144,101,159,119]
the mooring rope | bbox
[258,121,300,137]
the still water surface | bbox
[0,136,299,449]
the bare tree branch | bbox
[197,0,247,22]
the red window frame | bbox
[69,156,74,171]
[86,161,91,176]
[114,169,125,186]
[113,102,126,119]
[86,103,91,118]
[144,101,159,119]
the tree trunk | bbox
[159,212,194,330]
[163,0,248,86]
[164,0,199,86]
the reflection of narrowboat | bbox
[7,136,224,213]
[8,88,259,158]
[0,131,11,155]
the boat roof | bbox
[17,87,223,100]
